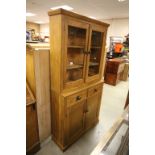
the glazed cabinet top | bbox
[48,9,109,92]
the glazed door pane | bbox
[66,26,87,83]
[88,30,104,77]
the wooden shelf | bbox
[88,72,97,76]
[89,62,99,66]
[67,64,83,70]
[68,45,85,49]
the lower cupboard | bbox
[60,82,103,149]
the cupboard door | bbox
[64,20,89,88]
[85,90,102,130]
[86,24,107,82]
[65,100,85,144]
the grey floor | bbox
[36,80,129,155]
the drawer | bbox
[117,63,125,74]
[88,84,103,97]
[66,90,87,106]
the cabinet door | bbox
[86,24,107,82]
[64,19,89,89]
[85,87,102,130]
[65,100,85,144]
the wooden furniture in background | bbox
[48,9,109,150]
[26,82,40,154]
[120,63,129,81]
[104,58,126,86]
[26,43,51,142]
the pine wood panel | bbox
[85,85,103,130]
[49,14,63,142]
[26,45,51,142]
[34,50,51,142]
[26,105,40,152]
[26,82,40,154]
[65,100,85,144]
[87,83,102,97]
[85,95,99,129]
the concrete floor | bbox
[36,80,129,155]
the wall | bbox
[40,24,50,37]
[101,18,129,48]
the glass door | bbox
[64,20,89,88]
[86,25,106,82]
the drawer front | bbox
[67,90,87,106]
[88,84,103,97]
[117,63,125,74]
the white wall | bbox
[40,24,49,37]
[101,18,129,48]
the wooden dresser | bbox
[26,82,40,154]
[48,9,109,150]
[104,58,126,86]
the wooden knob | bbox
[76,96,81,101]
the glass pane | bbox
[68,26,86,47]
[66,26,86,83]
[88,31,103,77]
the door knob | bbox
[94,89,97,92]
[76,96,81,101]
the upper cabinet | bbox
[64,20,107,89]
[48,9,109,91]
